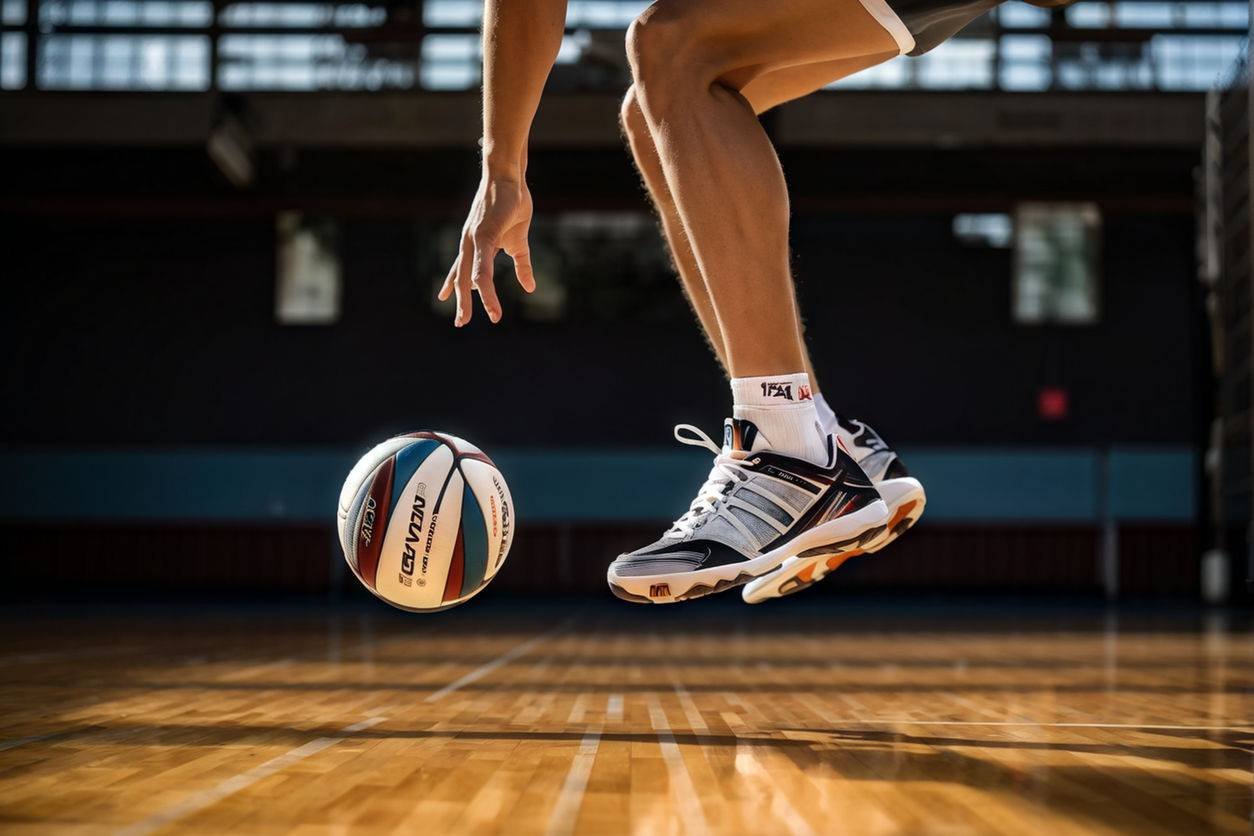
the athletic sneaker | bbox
[742,415,925,603]
[606,418,890,604]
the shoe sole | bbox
[606,499,890,605]
[741,477,925,604]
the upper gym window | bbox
[5,0,1247,93]
[1012,203,1102,326]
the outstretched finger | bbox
[509,245,537,294]
[471,234,502,323]
[453,238,474,326]
[437,254,460,302]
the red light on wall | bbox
[1037,387,1069,422]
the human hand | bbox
[438,175,537,325]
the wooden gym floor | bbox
[0,600,1250,834]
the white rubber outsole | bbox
[607,499,891,605]
[741,477,926,604]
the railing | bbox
[1201,45,1253,595]
[0,0,1248,94]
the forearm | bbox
[481,0,567,179]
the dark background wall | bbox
[0,134,1215,599]
[1,182,1201,450]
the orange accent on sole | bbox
[887,500,919,530]
[824,548,863,572]
[797,563,817,583]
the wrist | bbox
[481,141,524,181]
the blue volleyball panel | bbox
[459,480,490,597]
[389,439,442,514]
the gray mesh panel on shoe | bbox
[857,450,897,482]
[728,507,778,547]
[699,516,742,545]
[734,487,793,525]
[750,478,812,513]
[624,536,673,556]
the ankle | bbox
[813,392,838,434]
[730,373,828,464]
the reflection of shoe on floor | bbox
[606,417,890,604]
[742,415,925,603]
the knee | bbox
[626,7,711,109]
[618,86,650,147]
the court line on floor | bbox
[810,720,1254,731]
[677,680,814,836]
[114,716,385,836]
[672,682,708,733]
[647,694,708,836]
[7,620,574,761]
[734,744,815,836]
[424,617,577,703]
[545,693,619,836]
[566,694,588,725]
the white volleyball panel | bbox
[376,455,464,610]
[460,458,515,582]
[336,436,414,546]
[439,432,484,457]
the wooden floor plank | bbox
[0,603,1248,834]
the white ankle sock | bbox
[730,373,829,464]
[813,392,838,434]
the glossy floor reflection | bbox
[0,600,1250,834]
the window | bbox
[6,0,1247,93]
[426,211,674,323]
[1,33,25,88]
[1013,203,1101,325]
[954,213,1014,248]
[276,213,342,325]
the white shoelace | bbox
[664,424,748,539]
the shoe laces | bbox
[664,424,748,538]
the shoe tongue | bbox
[721,417,770,457]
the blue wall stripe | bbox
[1107,449,1197,520]
[0,446,1196,525]
[900,450,1098,522]
[459,480,489,596]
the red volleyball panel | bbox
[442,525,465,603]
[355,456,395,591]
[400,430,496,466]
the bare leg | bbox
[625,0,898,377]
[620,53,895,390]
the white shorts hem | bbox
[855,0,916,55]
